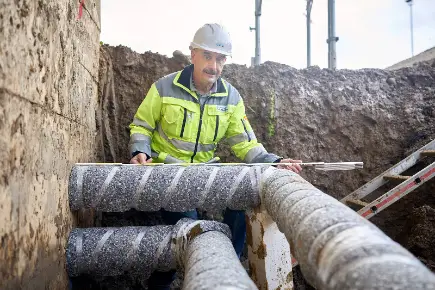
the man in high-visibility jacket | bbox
[129,23,302,289]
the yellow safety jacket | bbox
[129,65,280,164]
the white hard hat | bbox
[190,23,232,56]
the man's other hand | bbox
[277,159,302,174]
[130,153,153,165]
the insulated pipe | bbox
[260,168,435,289]
[66,219,232,279]
[182,231,258,290]
[66,225,173,278]
[68,165,264,212]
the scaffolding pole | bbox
[250,0,262,66]
[306,0,313,67]
[407,0,414,56]
[327,0,338,69]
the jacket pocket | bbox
[205,105,233,143]
[161,100,198,142]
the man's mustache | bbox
[203,69,217,75]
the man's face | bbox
[191,49,227,86]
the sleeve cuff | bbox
[132,151,151,160]
[250,152,282,164]
[129,133,152,158]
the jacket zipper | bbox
[180,108,187,137]
[213,115,219,142]
[241,119,251,142]
[191,97,210,163]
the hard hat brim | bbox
[190,42,232,57]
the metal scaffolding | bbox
[406,0,414,56]
[327,0,339,69]
[252,0,339,69]
[306,0,313,67]
[250,0,263,66]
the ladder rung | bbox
[421,150,435,157]
[359,161,435,219]
[383,175,410,181]
[346,199,369,207]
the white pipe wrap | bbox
[260,168,435,290]
[182,231,258,290]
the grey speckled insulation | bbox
[66,225,174,278]
[68,164,265,212]
[66,219,240,282]
[261,168,435,290]
[182,231,258,290]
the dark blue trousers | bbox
[147,208,246,289]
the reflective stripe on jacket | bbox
[129,65,280,163]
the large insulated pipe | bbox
[66,225,173,278]
[260,168,435,289]
[68,165,263,212]
[178,229,257,289]
[67,219,231,278]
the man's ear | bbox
[190,49,196,60]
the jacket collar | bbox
[190,74,217,94]
[173,64,228,98]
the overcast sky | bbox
[100,0,435,69]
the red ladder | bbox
[341,139,435,218]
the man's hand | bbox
[130,153,153,165]
[277,159,302,174]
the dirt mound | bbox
[403,205,435,271]
[387,46,435,70]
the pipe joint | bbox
[172,218,232,271]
